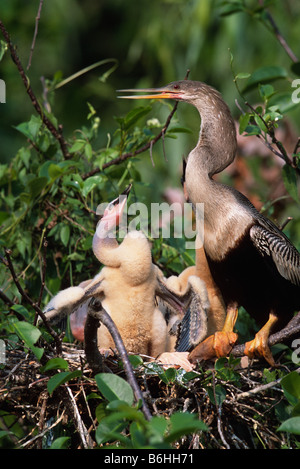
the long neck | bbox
[185,90,237,212]
[92,223,120,267]
[184,89,254,258]
[192,88,237,177]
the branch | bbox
[0,19,70,159]
[258,1,298,63]
[231,312,300,358]
[244,100,299,170]
[27,0,44,70]
[82,69,191,180]
[2,248,62,355]
[235,366,300,401]
[84,298,152,421]
[82,100,179,180]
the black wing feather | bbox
[250,223,300,286]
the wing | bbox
[43,273,104,324]
[155,273,209,351]
[250,223,300,287]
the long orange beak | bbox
[117,87,183,100]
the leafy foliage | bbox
[0,0,300,450]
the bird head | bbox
[99,184,131,233]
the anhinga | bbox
[119,80,300,365]
[43,185,210,371]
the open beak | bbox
[100,184,132,230]
[117,87,183,101]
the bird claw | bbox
[188,331,238,363]
[244,336,275,366]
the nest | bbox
[1,341,298,450]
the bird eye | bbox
[173,84,180,90]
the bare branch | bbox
[0,19,70,159]
[27,0,44,70]
[258,0,298,63]
[85,298,152,421]
[231,312,300,358]
[82,69,191,180]
[82,100,179,180]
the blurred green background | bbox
[0,0,299,223]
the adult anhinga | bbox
[119,80,300,365]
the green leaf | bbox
[60,224,70,247]
[95,373,134,405]
[282,164,300,203]
[244,124,261,136]
[47,370,82,395]
[123,106,152,130]
[69,140,86,153]
[50,437,70,449]
[277,417,300,435]
[220,3,244,16]
[95,414,127,445]
[48,164,63,180]
[15,116,42,141]
[10,304,31,321]
[268,92,299,114]
[239,113,250,134]
[128,355,144,368]
[254,114,268,133]
[281,371,300,403]
[258,84,274,100]
[235,72,251,80]
[13,321,44,361]
[206,384,227,406]
[165,412,208,443]
[28,176,48,198]
[40,357,69,373]
[85,143,93,159]
[243,66,288,92]
[81,175,102,197]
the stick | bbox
[2,248,62,355]
[84,298,152,421]
[82,69,191,180]
[231,312,300,358]
[0,20,70,159]
[27,0,44,70]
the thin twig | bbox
[20,411,66,448]
[82,69,190,180]
[235,367,300,401]
[2,248,62,355]
[37,238,48,309]
[212,370,230,449]
[82,100,179,180]
[65,383,94,449]
[0,20,70,159]
[258,0,298,63]
[27,0,44,70]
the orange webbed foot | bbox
[244,335,275,366]
[188,330,238,363]
[244,313,278,367]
